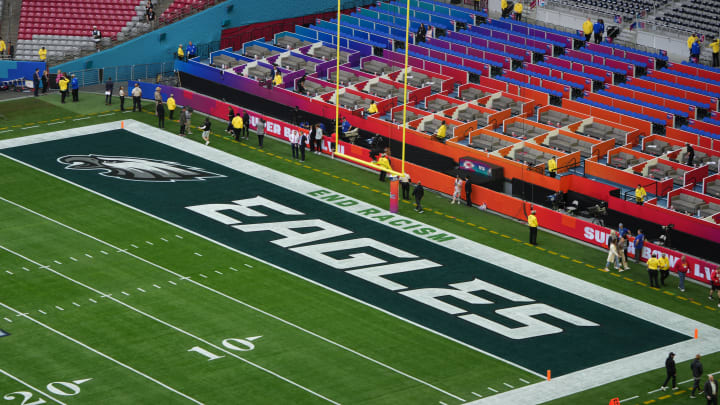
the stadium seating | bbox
[655,0,720,38]
[15,0,152,61]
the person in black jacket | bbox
[32,68,40,97]
[705,375,718,405]
[464,176,473,207]
[226,107,235,134]
[156,101,165,128]
[242,111,250,140]
[660,352,677,391]
[41,69,49,94]
[686,143,695,166]
[691,354,704,398]
[416,23,427,43]
[413,181,425,213]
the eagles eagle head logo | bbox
[57,155,225,182]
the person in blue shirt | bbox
[593,19,605,44]
[186,41,197,59]
[340,117,359,143]
[632,228,645,263]
[690,40,701,62]
[70,74,80,102]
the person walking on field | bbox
[413,181,425,213]
[528,210,538,245]
[659,253,670,287]
[709,266,720,307]
[602,230,619,272]
[451,174,462,204]
[199,117,211,145]
[231,113,243,141]
[690,354,704,398]
[226,107,235,134]
[660,352,677,391]
[616,235,630,272]
[464,176,473,207]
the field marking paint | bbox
[518,378,530,384]
[0,195,468,402]
[0,302,202,404]
[72,117,91,121]
[21,125,40,130]
[160,238,168,242]
[38,309,46,315]
[130,244,139,249]
[122,291,130,296]
[5,270,12,275]
[88,299,97,303]
[503,383,514,389]
[153,284,162,289]
[198,274,207,279]
[619,395,639,403]
[0,244,340,404]
[487,387,498,393]
[84,254,93,258]
[3,317,11,323]
[472,392,482,398]
[0,368,66,404]
[72,302,81,307]
[244,264,253,268]
[22,267,29,271]
[53,260,62,265]
[229,267,239,272]
[137,288,146,293]
[194,252,202,257]
[70,257,77,262]
[168,280,177,285]
[214,271,223,275]
[55,306,64,311]
[47,121,66,126]
[100,250,108,255]
[6,122,719,403]
[145,241,154,245]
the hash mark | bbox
[121,291,129,296]
[85,254,93,258]
[487,387,498,393]
[168,280,177,285]
[519,378,530,384]
[439,402,448,405]
[72,302,80,307]
[70,257,78,262]
[160,237,168,242]
[199,274,208,279]
[53,260,62,265]
[472,392,482,398]
[56,306,64,311]
[22,267,29,271]
[137,288,146,293]
[145,241,154,245]
[503,382,514,388]
[244,263,253,268]
[38,310,47,315]
[130,244,139,249]
[194,252,203,257]
[175,235,184,239]
[153,284,161,289]
[100,250,108,255]
[229,267,239,272]
[3,318,11,323]
[89,298,97,303]
[5,270,13,275]
[214,270,223,275]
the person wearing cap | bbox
[710,37,720,67]
[154,86,162,103]
[660,352,677,391]
[70,74,79,102]
[177,44,185,61]
[167,93,176,120]
[647,252,660,288]
[528,209,538,245]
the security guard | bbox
[659,253,670,286]
[528,209,538,245]
[647,253,660,288]
[635,184,646,205]
[167,94,176,120]
[582,18,593,42]
[709,37,719,67]
[231,113,243,141]
[547,156,557,178]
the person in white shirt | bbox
[313,123,323,154]
[131,83,142,112]
[706,374,718,404]
[290,130,300,160]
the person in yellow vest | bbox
[376,153,392,182]
[513,2,523,21]
[273,71,283,87]
[38,46,47,61]
[434,121,447,143]
[0,37,6,55]
[528,209,538,245]
[58,74,69,104]
[501,0,509,18]
[547,156,557,178]
[635,184,646,205]
[687,33,698,61]
[710,37,720,67]
[646,252,660,288]
[582,18,593,43]
[177,44,185,61]
[367,100,378,115]
[231,114,243,141]
[167,94,176,120]
[659,253,670,287]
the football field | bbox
[0,119,718,404]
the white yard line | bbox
[0,244,339,404]
[0,303,200,404]
[0,368,67,404]
[0,193,467,402]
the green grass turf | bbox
[1,92,718,404]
